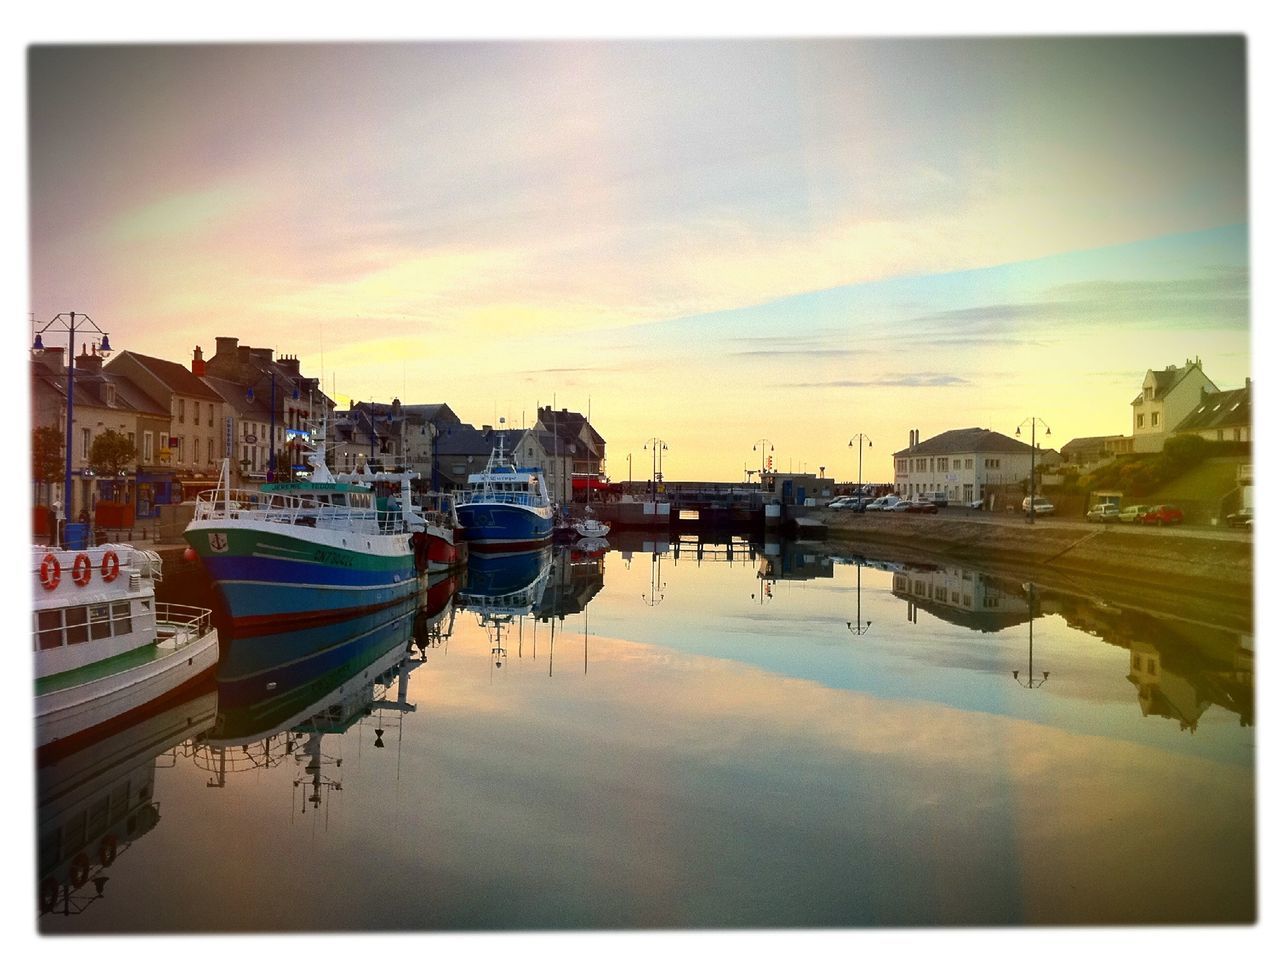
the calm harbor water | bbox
[37,535,1255,931]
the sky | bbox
[25,35,1251,482]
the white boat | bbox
[33,543,220,754]
[572,507,611,539]
[454,434,554,553]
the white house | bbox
[893,427,1041,504]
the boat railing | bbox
[454,489,548,509]
[190,487,413,535]
[154,603,215,647]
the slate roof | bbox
[203,375,271,419]
[1174,384,1251,433]
[1060,435,1124,455]
[31,360,168,417]
[435,425,529,457]
[111,351,225,401]
[1131,363,1217,406]
[538,407,605,449]
[893,427,1038,457]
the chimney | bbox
[279,353,301,376]
[1245,376,1251,391]
[192,345,206,376]
[214,336,238,359]
[74,343,104,375]
[38,346,65,374]
[249,347,274,363]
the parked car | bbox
[1022,496,1055,516]
[1226,507,1253,529]
[1138,504,1183,526]
[965,498,985,510]
[886,498,912,512]
[923,491,949,508]
[1117,505,1152,524]
[905,499,938,514]
[827,496,854,509]
[846,497,875,513]
[865,495,899,512]
[1086,503,1120,523]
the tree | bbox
[90,429,136,476]
[32,426,63,486]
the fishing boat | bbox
[352,467,466,572]
[454,435,554,553]
[33,543,220,756]
[184,449,422,636]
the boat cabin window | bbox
[36,610,62,650]
[90,604,112,640]
[112,602,133,635]
[64,606,89,645]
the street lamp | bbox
[643,438,667,503]
[641,552,666,606]
[847,433,872,499]
[753,438,773,488]
[1012,583,1049,688]
[32,311,112,546]
[1015,418,1051,524]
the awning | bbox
[571,477,611,492]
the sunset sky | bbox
[26,36,1250,481]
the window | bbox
[1151,412,1159,427]
[208,438,214,461]
[128,431,135,449]
[90,604,111,640]
[1137,414,1144,428]
[1217,429,1224,441]
[111,602,132,635]
[65,606,89,645]
[937,457,948,471]
[1145,386,1153,399]
[143,431,153,464]
[953,459,961,470]
[1234,428,1241,441]
[176,437,184,464]
[194,402,200,426]
[36,610,62,650]
[178,398,185,424]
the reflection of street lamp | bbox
[32,311,113,543]
[846,562,872,635]
[753,438,773,487]
[1015,418,1051,524]
[751,571,774,604]
[847,433,872,497]
[1012,583,1049,688]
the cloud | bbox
[786,373,971,389]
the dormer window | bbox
[104,384,116,404]
[1144,387,1154,399]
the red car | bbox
[1139,504,1183,526]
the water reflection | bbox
[37,684,217,919]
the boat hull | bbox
[184,523,418,635]
[35,632,220,756]
[456,502,553,553]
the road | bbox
[843,506,1253,543]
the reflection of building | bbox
[535,547,604,621]
[1127,641,1212,732]
[890,565,1033,632]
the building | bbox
[103,349,228,505]
[433,425,551,496]
[1172,379,1251,444]
[893,428,1041,504]
[535,407,606,480]
[1059,435,1124,471]
[331,400,462,482]
[30,345,169,521]
[201,338,334,480]
[1116,357,1218,454]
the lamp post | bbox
[753,438,773,488]
[641,552,666,606]
[1012,583,1048,688]
[847,433,872,498]
[643,438,667,503]
[627,452,632,485]
[1015,418,1051,524]
[32,311,112,545]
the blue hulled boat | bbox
[454,436,554,553]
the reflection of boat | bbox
[34,543,219,755]
[457,547,553,615]
[184,451,421,635]
[37,684,217,918]
[213,596,420,739]
[454,435,554,552]
[572,536,609,556]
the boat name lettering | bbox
[315,548,354,567]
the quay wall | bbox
[814,510,1252,601]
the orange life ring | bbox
[99,834,118,867]
[69,853,90,888]
[100,549,121,582]
[39,553,61,590]
[71,552,93,587]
